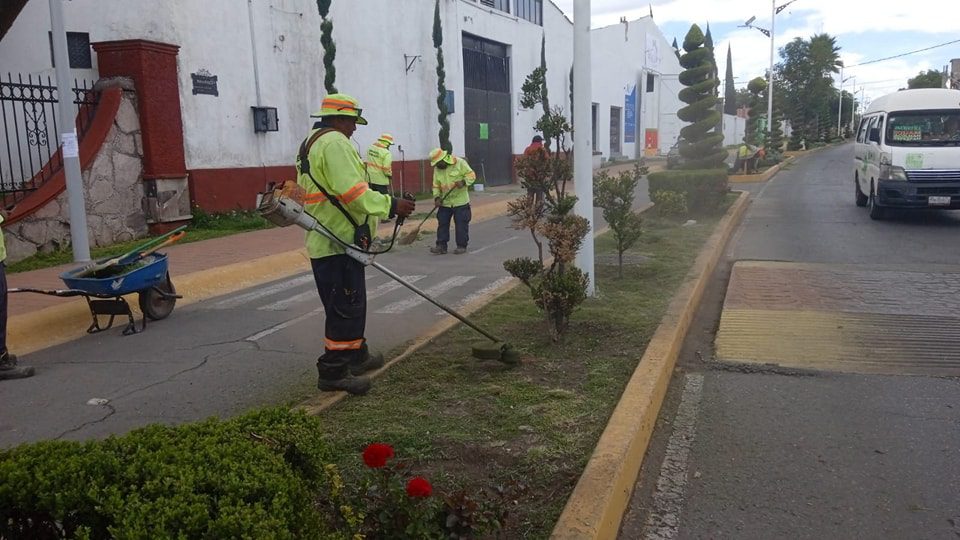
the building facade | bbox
[1,0,684,214]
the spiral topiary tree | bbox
[433,0,452,152]
[745,76,767,145]
[317,0,337,93]
[676,25,726,169]
[765,101,786,164]
[649,24,728,215]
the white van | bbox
[854,88,960,219]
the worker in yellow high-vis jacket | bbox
[296,94,415,395]
[428,148,476,255]
[365,133,395,223]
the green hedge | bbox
[648,169,729,214]
[0,409,339,539]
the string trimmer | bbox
[256,182,518,364]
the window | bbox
[646,73,656,93]
[515,0,543,25]
[856,117,870,143]
[480,0,510,13]
[48,31,92,69]
[885,110,960,146]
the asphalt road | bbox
[621,144,960,539]
[0,181,649,448]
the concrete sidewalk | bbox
[6,186,520,353]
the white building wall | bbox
[589,17,684,160]
[721,113,746,147]
[2,1,685,178]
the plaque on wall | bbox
[191,69,219,96]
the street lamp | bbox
[740,0,800,138]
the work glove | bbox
[434,197,442,208]
[392,197,416,219]
[454,180,466,189]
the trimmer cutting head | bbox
[471,342,521,365]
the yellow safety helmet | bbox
[310,93,368,125]
[429,147,453,167]
[377,133,395,147]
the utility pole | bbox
[573,0,595,297]
[837,69,852,138]
[767,0,775,137]
[49,0,91,262]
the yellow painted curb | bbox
[728,156,794,184]
[549,191,751,540]
[10,198,515,356]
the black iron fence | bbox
[0,73,100,207]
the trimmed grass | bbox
[7,209,270,274]
[308,200,732,537]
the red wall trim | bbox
[5,87,123,226]
[189,166,297,212]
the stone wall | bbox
[4,82,148,263]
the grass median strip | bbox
[308,202,731,537]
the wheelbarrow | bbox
[10,228,185,336]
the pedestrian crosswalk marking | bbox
[435,276,514,315]
[376,275,475,314]
[245,307,323,342]
[213,274,314,309]
[259,275,425,311]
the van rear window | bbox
[885,111,960,146]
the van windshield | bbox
[885,110,960,146]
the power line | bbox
[846,39,960,68]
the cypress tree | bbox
[317,0,337,94]
[433,0,451,152]
[723,45,737,116]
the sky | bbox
[552,0,960,106]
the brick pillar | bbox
[92,39,192,232]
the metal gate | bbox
[462,33,512,186]
[1,73,99,207]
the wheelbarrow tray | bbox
[60,254,169,296]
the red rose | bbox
[362,443,394,468]
[406,476,432,498]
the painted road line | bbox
[257,276,424,311]
[435,276,514,315]
[470,235,518,255]
[643,374,705,540]
[212,274,314,309]
[245,307,324,342]
[376,276,475,314]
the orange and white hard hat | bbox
[310,93,368,125]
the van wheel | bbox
[855,177,868,207]
[868,183,885,220]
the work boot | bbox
[453,247,468,255]
[317,362,371,395]
[430,245,447,255]
[349,344,385,376]
[0,352,34,380]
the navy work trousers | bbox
[436,203,471,249]
[310,254,366,376]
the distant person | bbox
[429,148,476,255]
[522,135,548,201]
[365,133,395,223]
[942,117,960,140]
[0,210,33,381]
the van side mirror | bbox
[869,128,881,144]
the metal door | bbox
[462,33,512,186]
[610,106,622,156]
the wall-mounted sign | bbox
[191,69,219,97]
[624,85,637,143]
[479,123,489,140]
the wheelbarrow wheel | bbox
[139,274,176,321]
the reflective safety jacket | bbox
[365,143,393,188]
[296,128,392,258]
[431,155,477,208]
